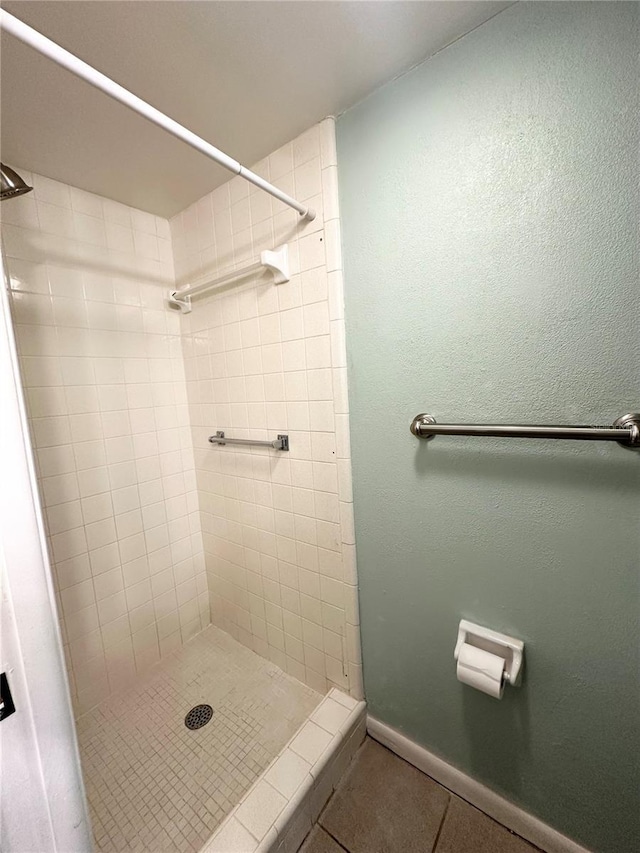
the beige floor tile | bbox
[319,737,449,853]
[435,796,540,853]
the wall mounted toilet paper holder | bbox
[454,620,524,687]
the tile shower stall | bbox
[2,117,363,851]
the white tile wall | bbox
[2,172,208,715]
[2,116,362,713]
[171,118,362,697]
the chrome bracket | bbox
[410,413,437,441]
[612,413,640,449]
[276,434,289,451]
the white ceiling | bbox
[1,1,510,218]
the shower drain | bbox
[184,704,213,730]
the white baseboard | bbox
[367,716,592,853]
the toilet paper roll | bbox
[456,642,505,699]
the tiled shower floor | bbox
[77,625,321,853]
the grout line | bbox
[318,825,351,853]
[431,792,452,853]
[314,738,364,852]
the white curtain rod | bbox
[0,10,315,221]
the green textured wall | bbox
[337,3,639,851]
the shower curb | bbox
[201,688,367,853]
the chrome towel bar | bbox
[209,431,289,451]
[410,412,640,449]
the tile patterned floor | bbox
[77,625,321,853]
[301,738,543,853]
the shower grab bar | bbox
[169,245,289,313]
[209,431,289,451]
[410,412,640,449]
[0,11,315,222]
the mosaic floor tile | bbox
[77,625,321,852]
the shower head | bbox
[0,163,33,200]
